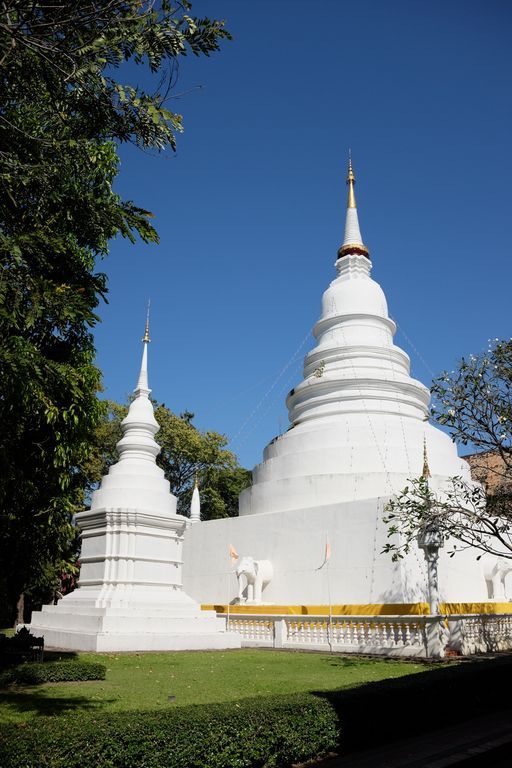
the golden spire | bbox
[422,437,431,480]
[337,152,370,260]
[142,300,151,343]
[347,151,356,209]
[194,472,199,489]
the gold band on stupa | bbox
[337,242,370,258]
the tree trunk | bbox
[15,592,24,627]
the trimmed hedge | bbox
[0,693,338,768]
[0,660,106,687]
[1,656,512,768]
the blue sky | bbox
[94,0,512,469]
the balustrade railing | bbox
[224,612,512,658]
[226,614,433,657]
[447,614,512,656]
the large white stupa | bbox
[182,160,488,609]
[27,318,240,650]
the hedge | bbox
[0,660,106,687]
[0,693,338,768]
[1,656,511,768]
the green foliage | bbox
[432,339,511,463]
[1,654,512,767]
[384,339,512,561]
[0,627,43,668]
[0,649,427,722]
[0,660,106,687]
[84,400,252,519]
[200,466,253,519]
[0,693,338,768]
[383,474,512,560]
[0,2,230,622]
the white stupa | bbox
[182,160,488,608]
[27,316,240,650]
[190,476,201,524]
[238,157,472,516]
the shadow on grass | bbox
[312,655,512,753]
[0,650,79,671]
[0,688,114,719]
[320,654,436,669]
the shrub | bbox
[0,660,106,687]
[0,627,44,667]
[0,693,337,768]
[1,656,512,767]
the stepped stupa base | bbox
[27,601,241,652]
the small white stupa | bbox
[190,476,201,524]
[27,314,240,651]
[182,159,489,609]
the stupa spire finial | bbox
[116,304,160,465]
[142,299,151,344]
[422,436,431,480]
[347,149,356,209]
[135,302,151,394]
[337,153,370,260]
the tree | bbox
[81,400,252,520]
[0,2,230,623]
[383,339,512,562]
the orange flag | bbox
[229,544,239,564]
[316,537,331,570]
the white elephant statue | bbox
[482,555,512,601]
[236,556,273,604]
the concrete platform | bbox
[26,604,241,652]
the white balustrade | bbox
[223,612,512,658]
[447,614,512,656]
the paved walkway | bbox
[315,708,512,767]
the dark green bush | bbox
[0,693,338,768]
[0,627,44,668]
[1,656,512,768]
[0,660,106,687]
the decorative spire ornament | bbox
[347,151,356,209]
[422,437,431,480]
[117,307,159,464]
[337,154,370,259]
[190,474,201,524]
[135,301,151,394]
[142,299,151,343]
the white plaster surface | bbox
[27,342,240,651]
[239,254,472,519]
[183,497,488,606]
[183,212,487,608]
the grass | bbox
[0,649,432,725]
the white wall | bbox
[182,497,488,606]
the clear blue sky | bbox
[94,0,512,470]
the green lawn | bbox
[0,649,431,725]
